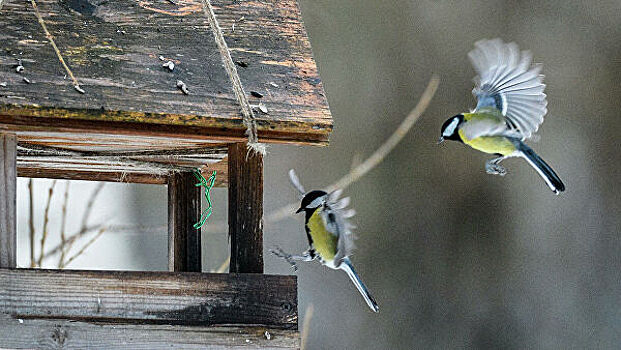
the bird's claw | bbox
[269,246,298,272]
[485,162,507,176]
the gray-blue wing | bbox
[321,189,355,266]
[468,39,548,140]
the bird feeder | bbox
[0,0,331,347]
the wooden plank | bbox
[0,0,332,145]
[0,133,16,268]
[17,157,228,185]
[18,167,169,184]
[0,316,300,349]
[228,143,264,274]
[0,269,298,328]
[168,172,202,272]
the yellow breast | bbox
[459,130,517,156]
[307,208,338,262]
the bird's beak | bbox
[438,136,444,144]
[295,207,303,214]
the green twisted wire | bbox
[193,169,217,229]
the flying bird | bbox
[271,170,379,312]
[439,39,565,194]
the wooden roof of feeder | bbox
[0,0,332,184]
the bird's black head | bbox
[296,190,327,214]
[439,114,464,143]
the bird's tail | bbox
[517,141,565,194]
[340,258,379,312]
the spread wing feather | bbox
[468,39,548,139]
[322,189,355,265]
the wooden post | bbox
[228,143,263,273]
[0,133,16,269]
[168,172,202,272]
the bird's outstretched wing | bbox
[469,38,547,140]
[321,189,356,266]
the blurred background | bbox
[15,0,621,349]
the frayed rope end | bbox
[246,142,267,157]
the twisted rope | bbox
[200,0,265,155]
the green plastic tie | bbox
[193,169,217,229]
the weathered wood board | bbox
[229,142,263,273]
[168,171,202,272]
[0,0,332,146]
[0,133,16,268]
[0,316,300,349]
[0,269,298,328]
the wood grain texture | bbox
[168,172,202,272]
[0,269,298,328]
[17,152,228,185]
[0,0,332,145]
[0,133,16,268]
[0,316,300,349]
[228,143,263,274]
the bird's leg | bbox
[269,246,316,271]
[485,156,507,176]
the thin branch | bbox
[213,256,230,273]
[29,0,84,93]
[37,180,57,267]
[28,179,35,268]
[266,75,439,224]
[300,304,314,350]
[62,227,106,268]
[42,223,169,260]
[59,182,105,268]
[57,181,70,268]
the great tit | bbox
[439,39,565,194]
[271,170,379,312]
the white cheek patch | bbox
[308,196,325,208]
[443,118,459,137]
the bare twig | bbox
[62,227,106,267]
[213,256,230,273]
[177,76,440,233]
[43,224,105,259]
[28,179,35,268]
[266,75,439,224]
[59,182,105,268]
[57,181,70,268]
[42,223,169,260]
[37,180,57,267]
[300,304,314,350]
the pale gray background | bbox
[17,1,621,349]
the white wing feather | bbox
[468,38,548,140]
[288,169,306,197]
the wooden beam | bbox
[19,167,169,184]
[17,159,228,186]
[0,316,300,349]
[0,269,298,328]
[228,143,264,274]
[168,172,202,272]
[0,133,16,268]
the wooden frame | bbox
[0,0,319,345]
[0,136,300,348]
